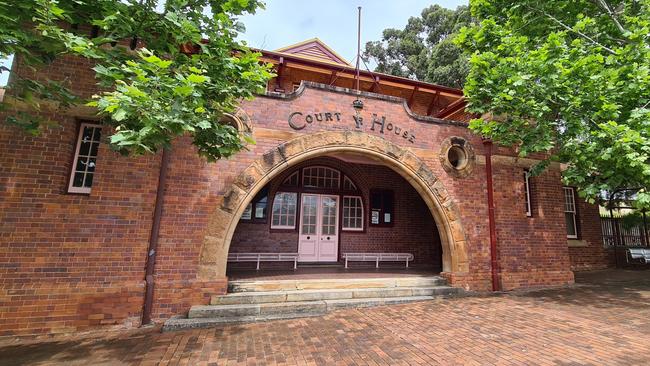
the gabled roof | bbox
[274,38,351,66]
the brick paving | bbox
[1,269,649,366]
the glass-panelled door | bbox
[298,194,339,262]
[298,194,319,262]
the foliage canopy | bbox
[457,0,650,208]
[363,4,470,89]
[0,0,273,160]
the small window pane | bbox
[73,172,84,187]
[271,192,297,229]
[90,142,100,156]
[255,198,267,219]
[565,213,577,237]
[342,196,363,230]
[76,156,88,171]
[82,126,93,141]
[84,173,94,188]
[80,141,91,155]
[343,176,357,191]
[87,158,96,172]
[282,171,299,186]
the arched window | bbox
[343,175,358,191]
[220,114,242,132]
[302,166,340,189]
[282,171,299,187]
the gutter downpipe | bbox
[142,147,170,325]
[483,139,501,291]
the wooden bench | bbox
[228,253,299,270]
[342,253,414,268]
[627,248,650,264]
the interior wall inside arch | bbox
[228,156,442,271]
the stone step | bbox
[227,276,447,293]
[189,300,327,319]
[211,286,460,305]
[163,295,442,332]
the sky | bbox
[0,0,467,86]
[238,0,467,63]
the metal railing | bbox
[601,216,649,248]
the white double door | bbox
[298,194,339,262]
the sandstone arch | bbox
[197,131,469,280]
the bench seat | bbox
[228,253,299,270]
[342,253,414,268]
[627,248,650,264]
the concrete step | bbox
[211,286,460,305]
[189,300,327,319]
[227,276,447,293]
[163,312,322,332]
[163,295,442,332]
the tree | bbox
[0,0,273,161]
[363,4,471,89]
[456,0,650,208]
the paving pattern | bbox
[1,270,649,366]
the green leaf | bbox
[173,85,194,96]
[187,73,208,83]
[113,109,127,121]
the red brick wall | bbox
[0,118,158,336]
[568,199,611,271]
[491,163,574,290]
[0,53,609,336]
[229,157,441,269]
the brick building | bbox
[0,39,611,336]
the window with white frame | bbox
[68,123,102,194]
[563,187,578,238]
[302,166,340,189]
[343,175,358,191]
[342,196,364,231]
[524,170,532,217]
[271,192,298,229]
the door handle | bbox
[327,237,330,240]
[307,236,310,240]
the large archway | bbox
[197,131,469,281]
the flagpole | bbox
[355,6,361,91]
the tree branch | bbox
[591,0,629,34]
[527,5,617,55]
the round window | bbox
[447,146,468,170]
[439,136,475,178]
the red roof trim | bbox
[257,49,464,97]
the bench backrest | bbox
[343,253,414,260]
[228,253,298,261]
[628,248,650,259]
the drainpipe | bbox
[483,139,501,291]
[142,147,170,325]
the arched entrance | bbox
[197,131,469,281]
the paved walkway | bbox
[1,270,649,366]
